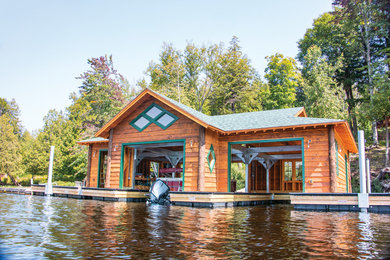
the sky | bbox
[0,0,334,132]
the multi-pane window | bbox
[130,103,178,132]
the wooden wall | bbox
[87,96,354,194]
[89,143,109,188]
[218,127,331,193]
[335,131,352,193]
[249,160,281,192]
[106,96,201,191]
[203,129,218,191]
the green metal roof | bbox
[148,88,343,132]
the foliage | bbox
[144,37,264,115]
[23,110,87,182]
[209,37,264,114]
[0,98,22,135]
[301,45,347,119]
[371,178,384,193]
[231,163,245,191]
[263,53,302,110]
[72,55,131,133]
[0,115,21,185]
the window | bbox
[284,161,293,181]
[207,144,216,173]
[130,103,178,132]
[295,161,303,181]
[283,160,303,191]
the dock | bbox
[1,185,389,213]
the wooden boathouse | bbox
[77,88,358,195]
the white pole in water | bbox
[358,131,369,212]
[366,158,371,194]
[45,146,55,195]
[358,131,367,194]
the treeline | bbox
[0,56,132,185]
[0,0,389,185]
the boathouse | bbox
[78,88,357,194]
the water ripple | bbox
[1,194,390,259]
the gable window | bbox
[130,103,178,132]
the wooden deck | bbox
[290,193,390,213]
[30,185,289,207]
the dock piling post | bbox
[45,146,55,196]
[366,158,371,194]
[358,131,369,212]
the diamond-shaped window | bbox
[207,144,216,173]
[130,103,178,132]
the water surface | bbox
[0,193,389,259]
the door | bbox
[97,150,108,188]
[282,160,303,191]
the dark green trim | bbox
[129,103,178,132]
[227,138,305,193]
[207,144,216,173]
[182,140,186,191]
[97,149,108,188]
[336,141,339,176]
[345,154,349,192]
[119,139,186,189]
[301,138,305,192]
[228,142,231,192]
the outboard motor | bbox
[147,179,171,205]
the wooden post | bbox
[86,145,92,187]
[245,163,249,193]
[45,146,55,195]
[131,148,137,189]
[105,128,114,188]
[198,126,205,192]
[329,126,337,193]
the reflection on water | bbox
[1,193,390,259]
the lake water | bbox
[0,193,390,259]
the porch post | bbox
[245,164,249,193]
[198,127,205,192]
[131,148,137,189]
[266,168,270,193]
[329,126,337,192]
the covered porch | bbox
[119,140,185,191]
[228,138,304,193]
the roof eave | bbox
[77,140,109,146]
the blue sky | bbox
[0,0,333,132]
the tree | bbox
[0,98,22,135]
[144,37,264,115]
[297,12,363,137]
[146,43,186,104]
[72,55,131,134]
[301,45,347,119]
[263,53,302,110]
[24,110,87,182]
[333,0,389,145]
[209,37,263,115]
[0,114,21,185]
